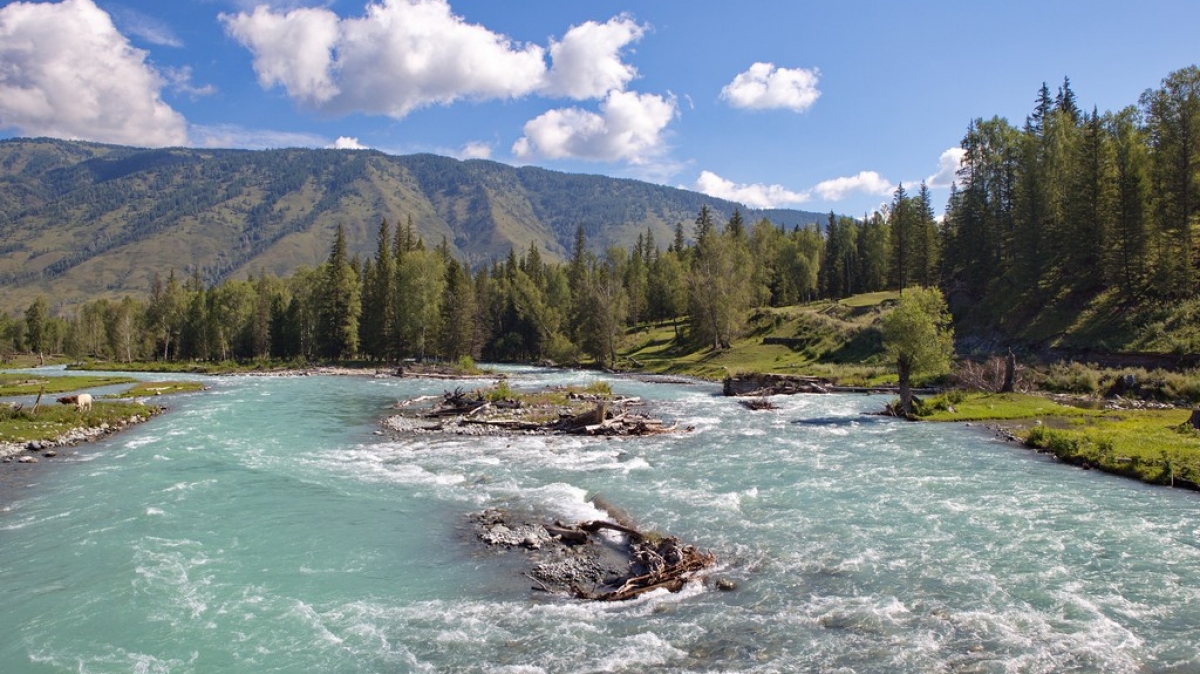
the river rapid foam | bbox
[1,367,1198,673]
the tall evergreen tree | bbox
[1141,65,1200,297]
[361,219,395,359]
[317,224,361,360]
[24,296,48,362]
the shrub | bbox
[485,380,514,402]
[1038,362,1101,395]
[453,355,481,375]
[584,381,613,396]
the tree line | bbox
[2,208,828,367]
[4,65,1198,365]
[942,67,1200,319]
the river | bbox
[1,367,1198,673]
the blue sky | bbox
[1,0,1198,217]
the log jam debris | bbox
[387,385,689,437]
[472,509,715,602]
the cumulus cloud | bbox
[0,0,188,147]
[460,141,493,159]
[221,5,341,105]
[190,124,330,150]
[926,147,965,188]
[720,62,820,112]
[512,89,676,164]
[694,170,808,209]
[813,171,895,201]
[542,15,646,99]
[332,136,368,150]
[222,0,548,117]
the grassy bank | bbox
[0,373,137,396]
[620,294,899,383]
[68,359,305,375]
[0,400,161,444]
[115,381,207,397]
[914,392,1200,489]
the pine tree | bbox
[1141,66,1200,297]
[361,219,395,359]
[317,224,361,360]
[24,296,48,363]
[439,258,477,360]
[888,183,913,290]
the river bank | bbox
[1,407,160,463]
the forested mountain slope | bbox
[0,138,824,311]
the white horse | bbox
[57,393,93,412]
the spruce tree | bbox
[317,224,361,360]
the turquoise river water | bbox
[1,367,1199,673]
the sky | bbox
[1,0,1198,218]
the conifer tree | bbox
[361,219,395,360]
[317,224,361,360]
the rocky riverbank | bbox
[1,410,160,466]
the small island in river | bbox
[384,381,690,437]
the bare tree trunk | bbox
[898,355,913,417]
[1001,348,1016,393]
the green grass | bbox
[68,359,308,375]
[913,391,1200,488]
[0,400,160,443]
[619,294,893,381]
[839,290,900,308]
[0,354,74,368]
[914,392,1097,422]
[1022,410,1200,487]
[0,374,138,396]
[115,381,207,398]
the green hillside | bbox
[0,138,825,313]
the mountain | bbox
[0,137,826,312]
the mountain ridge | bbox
[0,137,827,312]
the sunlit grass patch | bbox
[914,392,1096,422]
[1022,409,1200,486]
[115,381,207,398]
[0,400,159,443]
[0,374,137,396]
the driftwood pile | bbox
[723,373,831,397]
[397,387,684,436]
[740,397,779,411]
[474,509,716,602]
[555,522,715,601]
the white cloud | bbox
[512,89,676,164]
[693,170,808,209]
[926,147,965,188]
[110,5,182,47]
[813,171,894,201]
[162,66,217,99]
[222,0,547,117]
[0,0,188,147]
[460,141,493,159]
[190,124,330,149]
[332,136,368,150]
[221,5,341,105]
[720,62,820,112]
[543,15,646,100]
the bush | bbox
[485,380,514,402]
[453,355,482,375]
[584,381,613,396]
[1037,362,1101,395]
